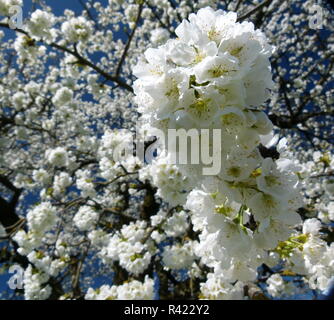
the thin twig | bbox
[116,3,143,76]
[237,0,272,22]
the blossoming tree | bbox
[0,0,333,300]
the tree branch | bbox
[0,23,133,93]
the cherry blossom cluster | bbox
[134,7,305,292]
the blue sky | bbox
[1,0,111,38]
